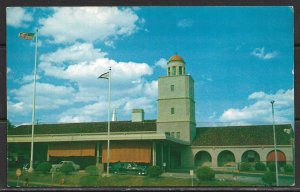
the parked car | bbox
[109,162,148,175]
[51,161,80,172]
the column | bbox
[152,142,156,166]
[96,143,100,166]
[161,142,164,166]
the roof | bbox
[192,124,293,146]
[8,120,157,135]
[168,54,185,63]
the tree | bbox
[7,120,15,129]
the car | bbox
[51,161,80,172]
[109,162,148,175]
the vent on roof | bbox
[132,109,144,122]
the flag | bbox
[19,32,35,40]
[98,72,109,79]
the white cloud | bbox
[40,43,106,64]
[250,47,278,60]
[155,58,167,69]
[39,7,141,44]
[7,67,11,74]
[7,7,33,28]
[219,89,294,125]
[20,74,41,83]
[9,82,76,112]
[292,69,294,75]
[177,19,193,28]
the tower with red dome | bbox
[157,54,196,144]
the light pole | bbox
[271,100,279,186]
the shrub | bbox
[147,166,162,177]
[284,164,294,173]
[36,162,52,174]
[60,163,75,175]
[85,165,99,176]
[196,166,215,181]
[240,162,252,172]
[268,163,278,172]
[262,171,276,186]
[255,162,266,171]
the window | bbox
[168,67,170,76]
[171,107,175,114]
[178,66,182,75]
[176,132,180,139]
[165,132,170,136]
[171,85,174,92]
[172,66,176,76]
[171,132,175,137]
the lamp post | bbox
[271,100,279,186]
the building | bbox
[7,55,294,171]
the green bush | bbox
[262,171,276,186]
[255,162,266,171]
[240,162,252,172]
[196,166,215,181]
[36,162,52,174]
[85,165,99,176]
[268,163,278,172]
[147,166,162,177]
[284,164,294,173]
[60,163,75,175]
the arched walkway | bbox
[267,150,286,167]
[241,150,260,163]
[194,151,212,167]
[217,150,235,167]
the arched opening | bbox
[194,151,212,167]
[266,150,286,167]
[241,150,260,163]
[217,150,236,167]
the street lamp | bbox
[270,100,279,186]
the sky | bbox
[6,6,294,127]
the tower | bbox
[157,55,196,143]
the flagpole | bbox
[107,67,111,176]
[28,28,38,173]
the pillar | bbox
[96,143,100,166]
[152,142,156,166]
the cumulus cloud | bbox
[219,89,294,125]
[9,82,76,112]
[39,7,141,44]
[7,67,11,74]
[155,58,167,69]
[7,7,33,28]
[177,19,193,28]
[250,47,278,60]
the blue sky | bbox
[6,6,294,127]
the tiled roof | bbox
[192,124,293,146]
[8,120,157,135]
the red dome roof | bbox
[168,55,185,63]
